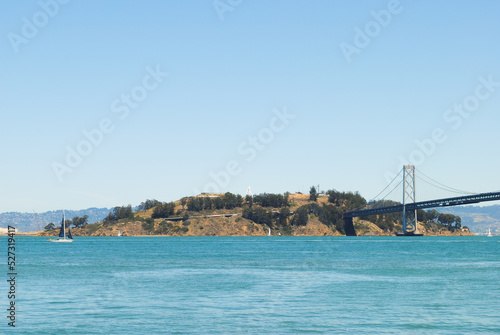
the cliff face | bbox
[38,216,338,237]
[353,218,473,236]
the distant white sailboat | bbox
[50,211,73,243]
[118,230,123,237]
[487,227,493,237]
[267,227,271,236]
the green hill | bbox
[37,191,471,237]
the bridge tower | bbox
[401,165,419,235]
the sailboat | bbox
[267,227,271,236]
[487,226,493,237]
[50,211,73,243]
[118,230,123,237]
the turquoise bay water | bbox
[2,236,499,334]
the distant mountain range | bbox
[0,208,111,232]
[439,205,500,234]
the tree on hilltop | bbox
[44,223,55,230]
[180,197,188,210]
[138,199,162,211]
[246,194,253,208]
[72,215,89,227]
[104,205,134,223]
[310,186,318,202]
[152,202,176,218]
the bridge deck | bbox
[344,192,500,218]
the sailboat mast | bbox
[63,210,66,240]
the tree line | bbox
[43,188,463,235]
[103,205,134,223]
[183,193,244,212]
[44,215,89,230]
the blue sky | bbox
[1,0,500,212]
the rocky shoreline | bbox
[34,216,472,237]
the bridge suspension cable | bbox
[351,169,403,212]
[378,179,403,202]
[351,166,480,212]
[369,169,403,202]
[415,168,477,196]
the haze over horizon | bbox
[2,1,500,213]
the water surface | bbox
[2,236,499,334]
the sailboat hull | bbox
[50,238,73,243]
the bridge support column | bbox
[401,165,420,235]
[344,217,357,236]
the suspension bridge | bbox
[344,165,500,236]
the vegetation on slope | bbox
[38,186,470,237]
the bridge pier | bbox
[401,165,422,236]
[396,231,423,236]
[344,217,357,236]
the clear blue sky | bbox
[1,0,500,212]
